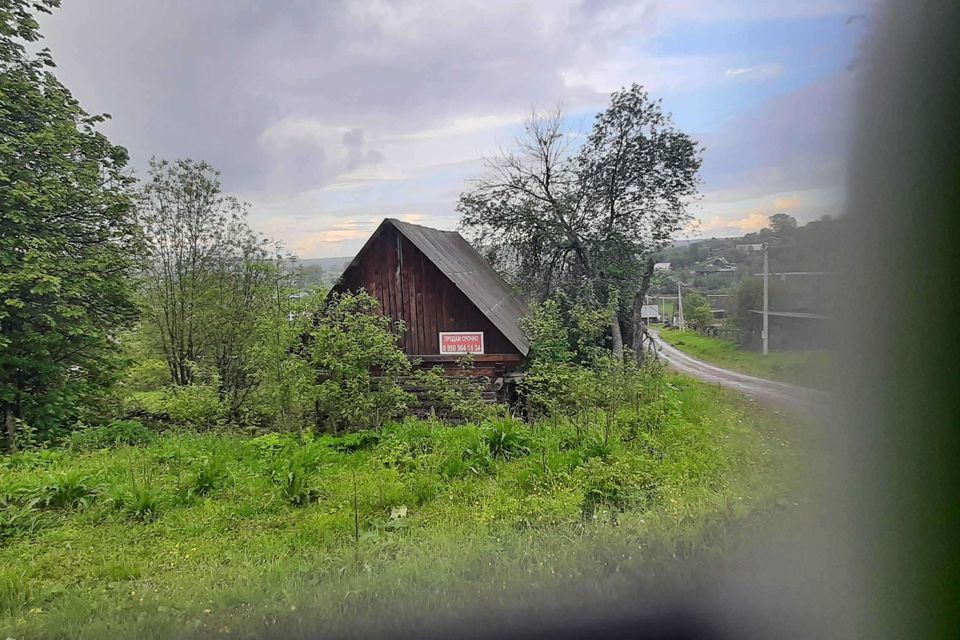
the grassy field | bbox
[657,328,832,389]
[0,375,804,639]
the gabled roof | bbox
[336,218,530,355]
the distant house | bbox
[653,262,672,272]
[640,305,660,323]
[736,243,764,253]
[694,256,737,275]
[331,218,529,404]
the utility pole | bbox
[677,281,685,331]
[762,242,769,356]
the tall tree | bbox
[459,85,701,361]
[137,158,286,413]
[0,0,139,450]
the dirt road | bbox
[649,329,828,410]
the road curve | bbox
[649,329,828,410]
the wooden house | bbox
[331,218,529,404]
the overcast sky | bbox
[40,0,872,258]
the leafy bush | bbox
[305,291,414,432]
[323,430,381,453]
[122,358,171,393]
[126,385,225,428]
[247,432,296,458]
[581,433,615,462]
[482,417,531,460]
[410,364,499,424]
[68,420,154,450]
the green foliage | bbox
[577,457,651,519]
[0,374,802,638]
[125,385,225,428]
[409,363,499,423]
[184,458,226,498]
[137,158,290,416]
[247,288,323,431]
[0,503,42,545]
[68,420,154,451]
[29,471,95,510]
[482,416,531,460]
[682,291,713,328]
[439,432,492,479]
[111,480,166,522]
[0,0,140,449]
[276,463,321,507]
[305,291,413,432]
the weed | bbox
[0,505,43,545]
[577,458,647,519]
[482,417,531,460]
[184,458,227,497]
[68,420,154,451]
[324,430,381,452]
[31,471,96,510]
[582,433,615,462]
[109,480,166,522]
[277,464,321,507]
[440,438,492,479]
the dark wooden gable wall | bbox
[336,224,520,356]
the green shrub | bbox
[30,471,95,510]
[164,385,225,427]
[122,358,171,393]
[1,449,63,470]
[306,291,414,432]
[126,385,225,427]
[324,430,381,453]
[247,432,296,458]
[68,420,154,451]
[482,417,531,460]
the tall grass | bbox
[0,374,804,639]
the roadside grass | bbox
[657,327,832,389]
[0,376,806,639]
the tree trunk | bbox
[610,313,624,362]
[4,403,15,454]
[632,257,656,364]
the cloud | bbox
[692,187,840,237]
[724,63,784,83]
[35,0,871,257]
[698,212,769,234]
[773,196,803,209]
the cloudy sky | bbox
[40,0,872,258]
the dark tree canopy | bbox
[0,0,139,449]
[458,84,702,359]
